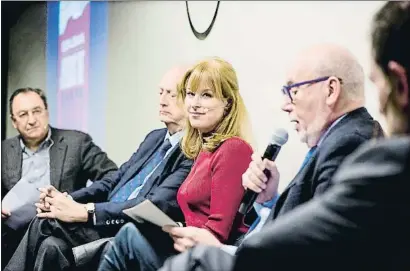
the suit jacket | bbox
[70,128,193,231]
[1,126,117,198]
[261,107,383,223]
[234,136,410,271]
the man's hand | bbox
[162,226,222,252]
[36,185,68,213]
[36,192,88,223]
[242,153,280,203]
[1,208,11,219]
[36,186,70,214]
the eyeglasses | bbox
[281,76,343,103]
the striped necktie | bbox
[110,139,172,203]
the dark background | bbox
[2,1,35,140]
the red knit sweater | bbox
[177,137,252,243]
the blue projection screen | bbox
[47,1,108,148]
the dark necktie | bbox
[298,146,318,172]
[110,139,172,203]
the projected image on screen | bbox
[47,1,107,147]
[58,1,90,132]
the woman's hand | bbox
[162,225,222,252]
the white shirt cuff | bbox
[220,245,238,256]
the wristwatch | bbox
[85,203,95,223]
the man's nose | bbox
[159,93,168,106]
[27,112,37,125]
[281,95,293,113]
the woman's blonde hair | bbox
[178,57,254,159]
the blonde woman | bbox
[98,57,254,271]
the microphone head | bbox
[270,128,289,146]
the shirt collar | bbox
[20,127,54,153]
[316,114,347,147]
[165,130,184,148]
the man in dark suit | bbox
[4,65,193,271]
[161,2,410,270]
[1,87,118,267]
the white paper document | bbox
[2,178,40,213]
[123,199,178,227]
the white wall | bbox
[7,2,386,191]
[107,1,386,191]
[7,3,47,138]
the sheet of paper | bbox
[2,179,40,213]
[123,199,178,227]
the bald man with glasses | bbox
[240,43,384,245]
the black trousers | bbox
[2,204,37,269]
[4,217,112,271]
[2,223,29,269]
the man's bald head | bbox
[159,65,190,89]
[288,43,365,102]
[158,64,191,134]
[282,43,366,147]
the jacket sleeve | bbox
[71,130,157,203]
[92,154,193,227]
[71,149,137,203]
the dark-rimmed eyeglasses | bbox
[281,76,343,102]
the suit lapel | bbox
[49,133,67,190]
[271,152,317,219]
[109,134,165,197]
[6,138,23,189]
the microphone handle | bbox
[238,191,257,214]
[261,144,281,179]
[238,144,281,215]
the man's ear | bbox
[325,76,342,106]
[388,60,409,110]
[10,115,17,129]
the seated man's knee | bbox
[111,222,158,260]
[38,236,70,259]
[115,223,142,249]
[121,222,138,234]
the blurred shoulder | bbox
[145,128,168,139]
[334,136,410,182]
[2,135,19,147]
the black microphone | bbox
[238,128,289,215]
